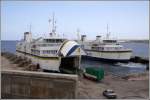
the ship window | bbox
[56,39,64,43]
[44,39,64,43]
[56,39,59,43]
[42,44,46,46]
[50,50,57,54]
[59,39,61,42]
[103,40,117,43]
[42,50,57,54]
[99,47,104,51]
[92,47,95,50]
[52,40,55,42]
[44,39,55,43]
[43,50,46,54]
[96,47,98,50]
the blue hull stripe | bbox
[66,45,79,56]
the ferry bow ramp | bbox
[58,40,86,74]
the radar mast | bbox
[106,24,110,39]
[49,12,57,37]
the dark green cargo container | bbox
[84,67,104,81]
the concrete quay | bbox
[1,70,78,99]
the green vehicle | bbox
[83,67,104,81]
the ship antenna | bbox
[29,24,32,34]
[50,12,57,36]
[55,20,57,35]
[48,18,51,33]
[52,12,55,34]
[77,28,80,41]
[63,33,65,38]
[107,24,108,35]
[106,24,110,39]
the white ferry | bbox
[16,15,86,72]
[79,34,132,62]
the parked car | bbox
[103,89,117,99]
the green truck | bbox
[83,67,104,81]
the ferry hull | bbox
[16,51,61,71]
[82,55,130,62]
[83,50,132,62]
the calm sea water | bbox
[121,42,149,58]
[1,40,18,53]
[1,40,148,76]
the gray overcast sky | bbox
[1,1,149,40]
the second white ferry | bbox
[79,34,132,62]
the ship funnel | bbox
[96,35,101,41]
[81,35,86,41]
[24,32,32,42]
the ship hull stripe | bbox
[66,45,79,56]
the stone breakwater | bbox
[130,56,149,64]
